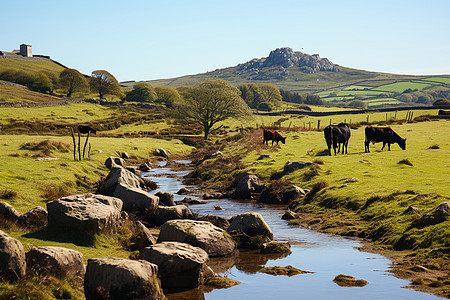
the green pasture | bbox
[0,102,114,124]
[371,81,436,93]
[365,98,403,107]
[0,134,193,213]
[240,120,449,197]
[423,77,450,84]
[342,85,371,90]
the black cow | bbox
[263,129,286,145]
[77,125,97,135]
[438,110,450,116]
[324,123,351,156]
[364,126,406,152]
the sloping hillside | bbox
[0,53,65,75]
[139,47,450,108]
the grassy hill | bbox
[0,56,65,76]
[139,48,450,109]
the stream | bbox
[143,161,441,300]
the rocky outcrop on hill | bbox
[84,257,164,300]
[236,47,340,79]
[158,220,236,257]
[142,241,213,290]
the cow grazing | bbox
[438,110,450,116]
[263,129,286,145]
[364,126,406,152]
[324,123,351,156]
[77,125,97,135]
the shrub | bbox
[397,159,413,166]
[0,189,18,200]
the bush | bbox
[433,98,450,106]
[125,82,157,103]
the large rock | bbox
[18,206,48,229]
[158,220,236,257]
[0,230,26,281]
[142,242,213,291]
[101,167,142,195]
[228,213,273,239]
[84,257,164,300]
[132,221,156,252]
[155,191,175,206]
[149,205,194,226]
[227,213,273,249]
[47,194,123,234]
[413,202,450,227]
[154,148,170,159]
[105,156,125,170]
[232,172,261,199]
[100,168,159,213]
[0,202,21,222]
[259,184,306,204]
[113,183,159,213]
[26,246,85,279]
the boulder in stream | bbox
[141,241,213,290]
[84,257,164,300]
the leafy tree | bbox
[258,83,282,103]
[125,82,157,103]
[59,69,89,97]
[239,83,282,111]
[28,72,53,94]
[155,86,182,108]
[176,79,250,140]
[89,70,121,99]
[348,100,366,108]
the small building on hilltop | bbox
[19,44,32,57]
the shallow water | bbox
[144,161,441,300]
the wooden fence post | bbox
[70,127,76,161]
[77,132,81,161]
[83,131,90,159]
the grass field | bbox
[0,58,65,75]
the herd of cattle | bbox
[262,125,406,156]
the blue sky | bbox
[1,0,449,82]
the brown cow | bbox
[365,126,406,152]
[263,129,286,145]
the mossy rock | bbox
[203,276,241,289]
[333,274,368,287]
[258,265,313,276]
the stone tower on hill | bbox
[19,44,32,57]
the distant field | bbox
[371,81,436,93]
